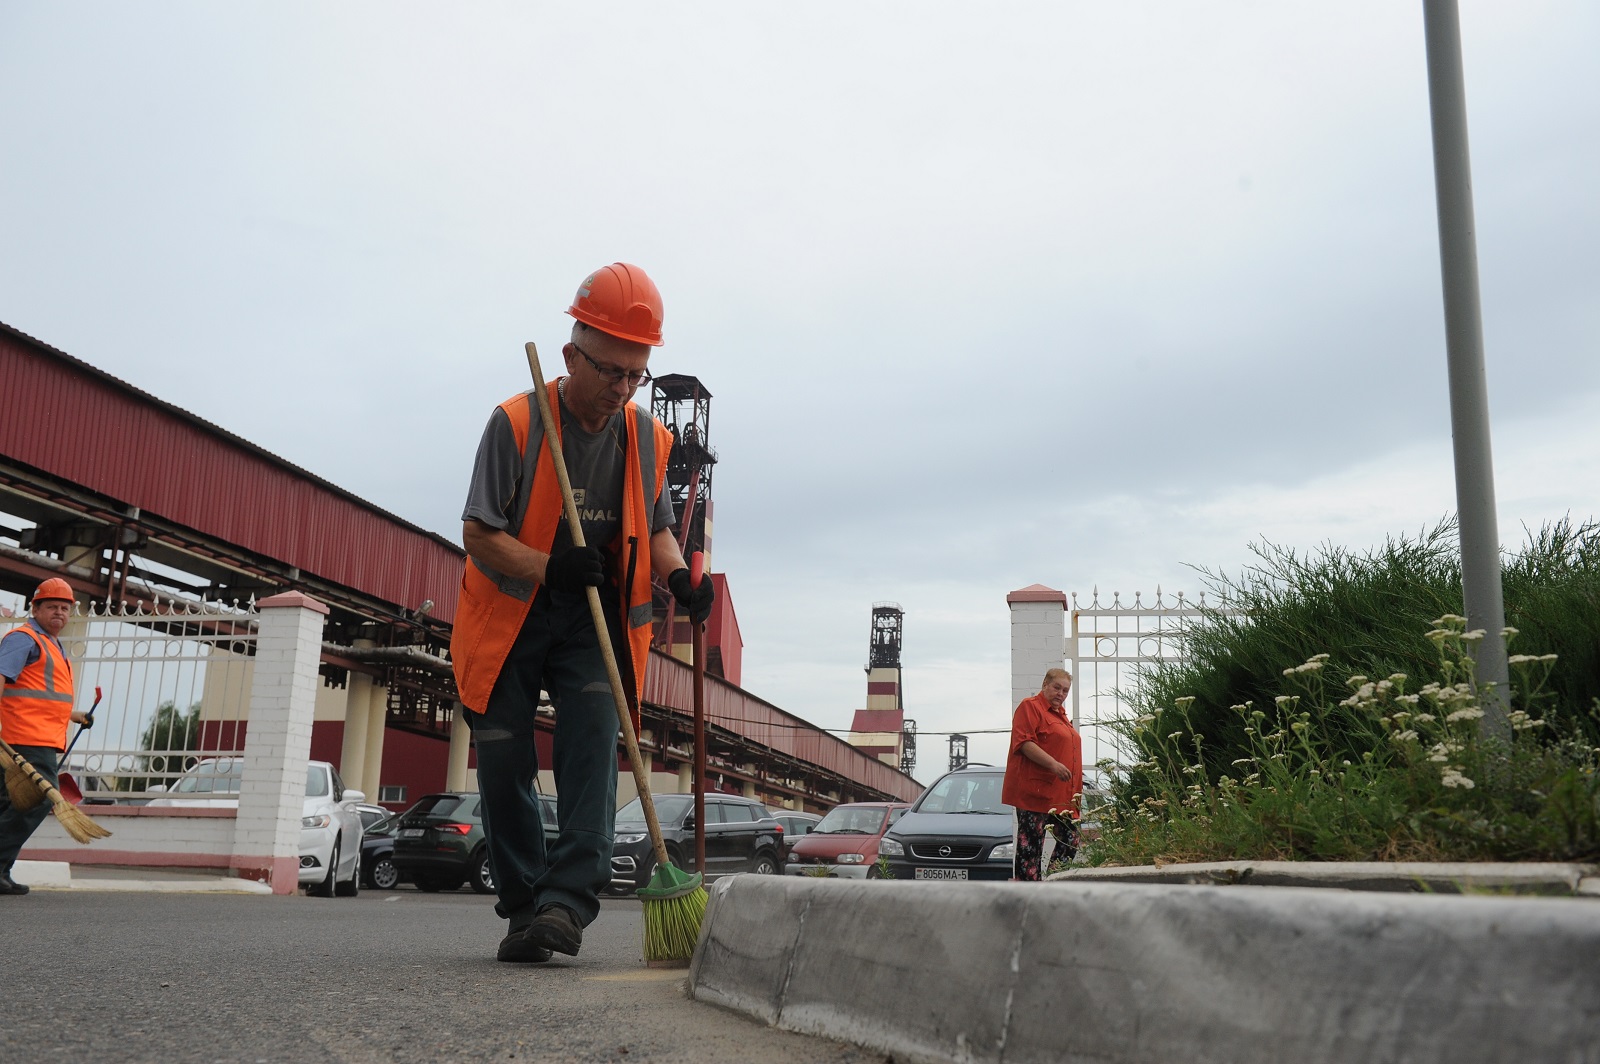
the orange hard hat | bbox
[32,577,74,604]
[566,263,665,347]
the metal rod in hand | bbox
[523,342,672,869]
[692,582,707,876]
[1422,0,1509,737]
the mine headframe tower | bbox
[649,374,717,644]
[650,373,715,561]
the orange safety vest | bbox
[451,379,673,730]
[0,625,75,750]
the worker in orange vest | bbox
[451,263,714,963]
[0,578,94,895]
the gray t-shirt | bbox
[462,393,675,572]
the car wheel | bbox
[309,841,339,897]
[335,846,360,897]
[369,855,400,891]
[469,850,495,895]
[750,852,778,876]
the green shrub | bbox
[1088,520,1600,865]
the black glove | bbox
[668,567,716,625]
[543,546,605,592]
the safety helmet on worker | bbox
[566,263,665,347]
[32,577,74,604]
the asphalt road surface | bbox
[0,885,891,1064]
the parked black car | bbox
[878,764,1015,881]
[359,811,401,890]
[392,792,558,894]
[609,793,783,894]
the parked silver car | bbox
[148,757,366,896]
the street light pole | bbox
[1422,0,1509,738]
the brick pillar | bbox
[232,591,329,893]
[446,701,471,792]
[1008,584,1068,711]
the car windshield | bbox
[170,760,242,794]
[813,806,887,834]
[305,765,330,797]
[615,794,692,826]
[915,773,1009,815]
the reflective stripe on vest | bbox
[0,626,75,749]
[450,380,673,719]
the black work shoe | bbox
[0,871,29,896]
[524,903,583,956]
[496,925,553,964]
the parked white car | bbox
[148,757,366,896]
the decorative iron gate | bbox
[1068,587,1235,793]
[2,599,258,798]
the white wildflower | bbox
[1446,708,1485,723]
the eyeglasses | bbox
[573,342,652,388]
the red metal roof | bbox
[0,322,464,622]
[645,653,921,802]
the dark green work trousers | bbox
[466,588,622,929]
[0,745,58,871]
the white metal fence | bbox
[2,599,258,798]
[1068,588,1236,791]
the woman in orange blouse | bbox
[1001,668,1082,881]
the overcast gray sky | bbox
[3,2,1596,780]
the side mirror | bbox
[682,814,696,829]
[344,789,367,805]
[147,784,167,794]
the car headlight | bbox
[990,842,1015,861]
[878,837,904,857]
[614,833,646,845]
[836,853,865,864]
[302,814,331,829]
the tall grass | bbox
[1087,519,1600,865]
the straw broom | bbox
[524,342,707,966]
[2,741,47,812]
[0,738,112,843]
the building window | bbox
[379,785,407,803]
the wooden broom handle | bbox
[524,342,671,869]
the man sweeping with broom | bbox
[453,263,714,963]
[0,578,96,895]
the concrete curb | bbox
[1048,859,1600,895]
[13,860,274,894]
[688,876,1600,1064]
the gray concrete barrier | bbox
[689,876,1600,1064]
